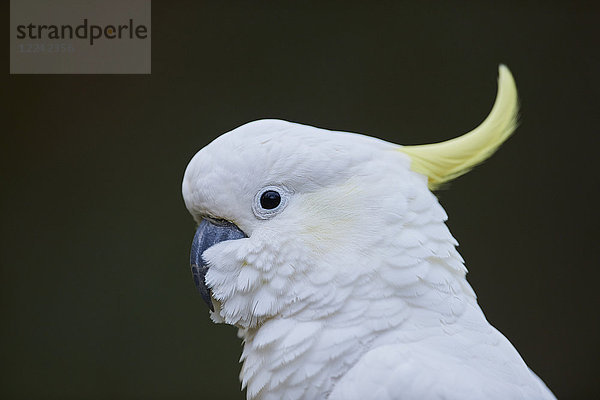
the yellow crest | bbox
[399,65,519,190]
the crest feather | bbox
[399,65,519,190]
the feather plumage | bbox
[399,65,519,189]
[182,66,554,400]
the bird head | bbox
[182,66,518,329]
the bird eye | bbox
[260,190,281,209]
[252,185,291,219]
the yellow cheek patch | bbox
[399,65,519,190]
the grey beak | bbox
[190,219,247,311]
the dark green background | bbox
[3,1,599,399]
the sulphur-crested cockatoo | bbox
[182,66,555,400]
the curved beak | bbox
[190,219,247,311]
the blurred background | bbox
[3,1,599,399]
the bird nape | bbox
[182,66,555,400]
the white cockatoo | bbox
[182,66,555,400]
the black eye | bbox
[260,190,281,209]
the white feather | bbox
[182,114,555,399]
